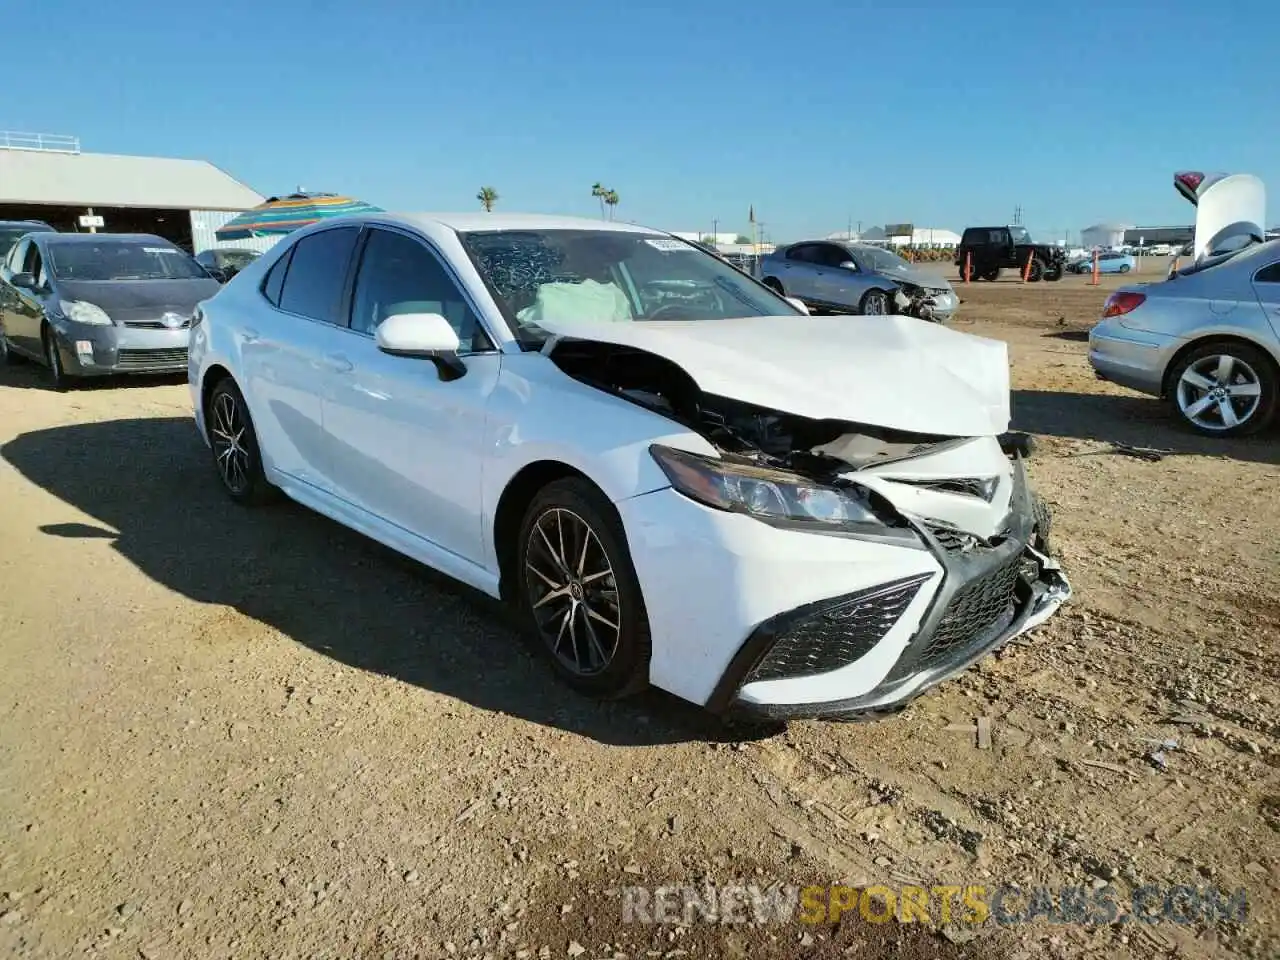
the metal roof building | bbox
[0,131,270,254]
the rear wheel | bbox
[207,378,276,505]
[516,478,651,699]
[859,289,889,316]
[1168,342,1278,437]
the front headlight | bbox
[649,444,901,534]
[59,300,113,325]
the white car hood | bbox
[541,314,1011,437]
[1174,171,1267,260]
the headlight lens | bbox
[59,300,113,325]
[649,444,890,530]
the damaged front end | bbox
[890,282,954,323]
[551,338,1071,718]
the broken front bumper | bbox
[709,461,1071,721]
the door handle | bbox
[320,353,353,373]
[241,327,260,343]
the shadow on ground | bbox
[0,359,186,392]
[1012,389,1280,466]
[2,416,759,747]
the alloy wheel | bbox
[1176,353,1263,431]
[523,507,621,677]
[862,292,887,315]
[211,390,252,494]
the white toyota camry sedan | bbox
[188,213,1071,721]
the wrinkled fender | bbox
[478,352,716,571]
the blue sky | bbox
[18,0,1278,242]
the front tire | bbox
[1119,264,1131,273]
[1025,258,1044,282]
[1044,265,1063,281]
[1168,342,1278,437]
[516,478,651,699]
[42,326,68,390]
[982,266,1001,282]
[206,378,276,505]
[859,289,889,316]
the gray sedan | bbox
[1089,238,1280,436]
[0,233,219,387]
[758,240,957,321]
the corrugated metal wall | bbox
[189,209,283,255]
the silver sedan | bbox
[1089,239,1280,436]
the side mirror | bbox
[838,260,858,271]
[375,312,466,380]
[10,272,35,290]
[785,297,810,315]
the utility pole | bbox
[712,219,718,242]
[856,220,862,237]
[1012,204,1023,225]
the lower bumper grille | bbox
[745,575,928,683]
[887,553,1021,682]
[116,348,188,371]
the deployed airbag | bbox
[516,279,633,327]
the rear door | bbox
[240,225,361,493]
[1251,258,1280,339]
[779,244,822,300]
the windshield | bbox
[0,226,43,258]
[1009,226,1033,244]
[217,249,259,268]
[851,245,912,273]
[48,241,208,281]
[459,229,800,346]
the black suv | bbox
[0,220,55,260]
[954,226,1065,282]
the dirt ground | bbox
[0,268,1276,960]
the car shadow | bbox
[1012,389,1280,466]
[2,417,766,747]
[0,361,186,392]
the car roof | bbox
[366,212,664,235]
[39,232,173,245]
[0,220,53,229]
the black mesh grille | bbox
[116,348,188,371]
[747,576,927,683]
[890,554,1021,681]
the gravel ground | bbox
[0,270,1276,960]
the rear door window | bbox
[277,227,359,324]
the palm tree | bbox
[591,182,606,218]
[603,189,619,220]
[476,186,499,212]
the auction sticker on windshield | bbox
[644,238,696,252]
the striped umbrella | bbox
[214,192,383,241]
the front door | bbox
[320,226,498,565]
[3,239,48,358]
[240,225,361,491]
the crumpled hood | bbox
[882,264,953,291]
[542,314,1010,436]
